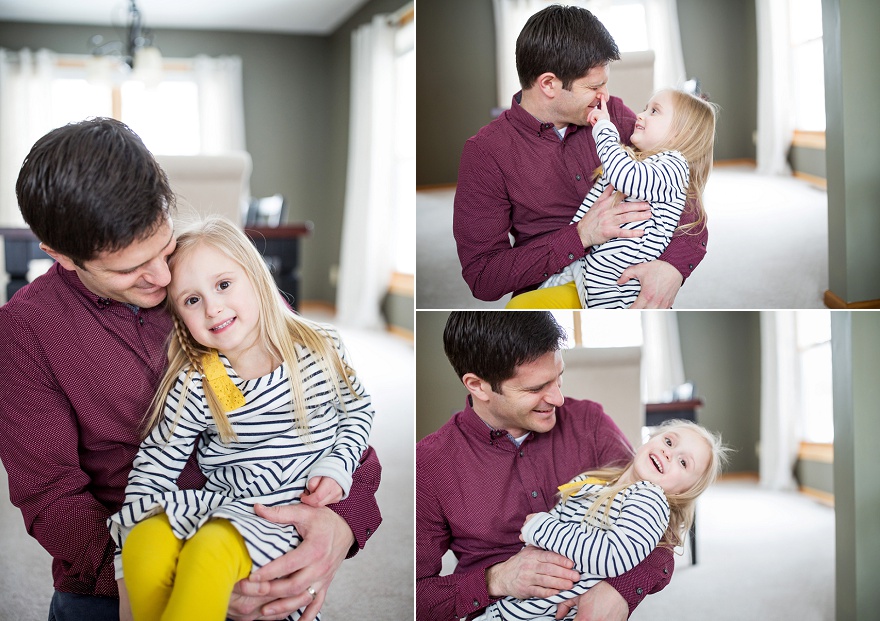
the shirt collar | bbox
[461,395,534,448]
[507,91,582,141]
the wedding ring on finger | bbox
[307,586,317,602]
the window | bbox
[588,0,649,53]
[552,310,643,348]
[51,58,201,155]
[795,311,833,442]
[789,0,825,131]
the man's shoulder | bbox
[0,268,63,326]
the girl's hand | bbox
[301,476,344,507]
[587,94,610,126]
[519,513,539,541]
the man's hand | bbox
[228,503,354,621]
[301,476,344,507]
[619,260,683,309]
[486,545,580,600]
[576,186,649,249]
[555,580,628,621]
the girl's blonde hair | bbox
[599,89,719,235]
[562,419,730,550]
[145,215,358,443]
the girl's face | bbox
[168,243,262,366]
[628,426,711,495]
[631,90,676,152]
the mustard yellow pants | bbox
[505,281,582,309]
[122,513,251,621]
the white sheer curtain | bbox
[193,55,246,153]
[644,0,686,91]
[640,311,686,404]
[755,0,793,175]
[0,48,57,227]
[759,311,799,490]
[336,14,396,329]
[492,0,687,110]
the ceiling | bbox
[0,0,374,35]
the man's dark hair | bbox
[516,4,620,90]
[443,311,567,393]
[16,117,175,266]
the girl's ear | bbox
[462,373,493,403]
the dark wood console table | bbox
[1,223,313,309]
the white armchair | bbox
[156,151,252,227]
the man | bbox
[416,312,673,620]
[0,118,381,621]
[454,5,708,307]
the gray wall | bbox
[823,0,880,305]
[831,312,880,619]
[677,311,762,474]
[416,0,758,186]
[0,0,406,304]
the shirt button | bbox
[543,273,548,278]
[689,264,694,269]
[663,568,669,574]
[519,450,524,457]
[366,529,373,536]
[531,491,538,498]
[701,241,706,247]
[636,587,644,595]
[568,253,575,260]
[576,174,582,181]
[473,599,480,608]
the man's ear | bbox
[462,373,494,403]
[39,243,78,272]
[536,72,561,98]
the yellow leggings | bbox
[505,281,582,309]
[122,513,251,621]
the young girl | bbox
[107,216,374,621]
[512,88,718,309]
[480,419,729,620]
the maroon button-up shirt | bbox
[416,397,674,620]
[0,262,381,597]
[454,92,709,301]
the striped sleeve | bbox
[592,119,689,204]
[305,327,374,500]
[521,483,670,579]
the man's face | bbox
[477,350,565,437]
[74,219,176,308]
[552,64,610,127]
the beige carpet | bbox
[632,479,834,620]
[0,317,414,620]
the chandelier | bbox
[88,0,162,85]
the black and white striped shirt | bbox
[483,477,669,621]
[540,119,689,308]
[108,325,374,591]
